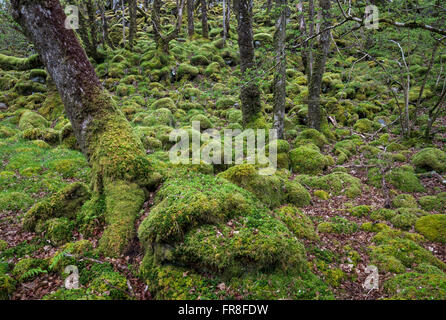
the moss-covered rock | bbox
[350,205,372,217]
[384,272,446,300]
[151,97,176,111]
[386,166,425,192]
[0,274,15,300]
[289,146,331,175]
[23,182,90,231]
[418,193,446,212]
[18,110,49,131]
[411,148,446,173]
[390,212,418,230]
[295,129,328,148]
[273,205,318,240]
[415,214,446,243]
[217,164,311,208]
[36,217,74,245]
[317,216,359,234]
[295,172,362,198]
[392,194,418,209]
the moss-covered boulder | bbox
[295,129,328,149]
[411,148,446,173]
[392,194,418,209]
[23,182,90,231]
[217,164,311,208]
[18,110,49,131]
[295,172,362,198]
[136,171,326,299]
[415,214,446,243]
[289,146,331,175]
[386,166,425,192]
[384,272,446,300]
[274,205,318,240]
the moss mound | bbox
[415,214,446,243]
[217,164,311,208]
[411,148,446,173]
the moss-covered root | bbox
[97,180,145,257]
[23,182,90,231]
[0,53,42,71]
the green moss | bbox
[151,97,176,111]
[0,240,8,252]
[12,258,47,281]
[411,148,446,173]
[386,166,425,192]
[415,214,446,243]
[360,222,390,233]
[190,55,210,66]
[190,114,213,130]
[88,271,130,300]
[253,33,273,44]
[43,288,104,300]
[217,164,311,208]
[22,182,90,231]
[22,127,59,144]
[353,118,374,133]
[390,212,418,230]
[36,217,74,246]
[384,272,446,300]
[18,110,49,131]
[216,97,237,109]
[273,205,318,240]
[0,274,15,300]
[97,180,145,257]
[392,194,418,209]
[370,237,446,274]
[177,63,199,79]
[295,129,328,148]
[0,191,34,212]
[289,146,331,175]
[369,208,397,221]
[0,53,41,71]
[314,190,330,200]
[350,205,372,217]
[295,172,362,198]
[317,216,359,234]
[418,193,446,212]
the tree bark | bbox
[187,0,195,38]
[307,0,331,131]
[97,0,115,50]
[201,0,209,38]
[273,0,287,139]
[152,0,185,53]
[234,0,262,126]
[11,0,160,257]
[128,0,137,48]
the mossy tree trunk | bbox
[273,0,287,139]
[187,0,195,38]
[307,0,331,131]
[11,0,160,257]
[97,0,115,50]
[234,0,262,126]
[128,0,137,48]
[201,0,209,38]
[152,0,185,53]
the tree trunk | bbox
[201,0,209,38]
[97,0,115,50]
[223,0,227,44]
[152,0,185,53]
[307,0,315,79]
[121,0,126,46]
[234,0,262,126]
[273,0,287,139]
[11,0,160,257]
[307,0,331,131]
[128,0,137,48]
[86,0,98,55]
[187,0,195,38]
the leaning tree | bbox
[11,0,161,257]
